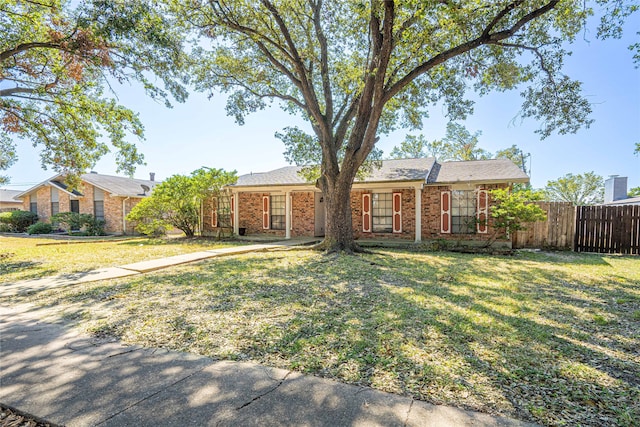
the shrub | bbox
[27,222,53,235]
[0,223,11,232]
[0,210,38,232]
[51,212,106,236]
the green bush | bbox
[27,222,53,235]
[0,223,12,232]
[51,212,106,236]
[0,210,38,232]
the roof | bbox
[429,159,529,184]
[15,173,158,199]
[603,196,640,206]
[0,189,22,203]
[80,173,158,197]
[233,158,528,187]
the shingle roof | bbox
[15,173,158,199]
[429,159,529,183]
[603,196,640,206]
[0,189,22,202]
[234,157,528,187]
[80,173,158,197]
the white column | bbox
[415,185,422,243]
[233,192,239,236]
[285,191,292,239]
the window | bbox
[93,187,105,221]
[70,200,79,214]
[29,194,37,214]
[372,193,393,233]
[50,188,59,217]
[451,190,476,234]
[270,195,285,230]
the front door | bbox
[314,192,326,237]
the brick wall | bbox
[238,192,285,236]
[421,183,509,241]
[292,192,315,237]
[352,189,415,240]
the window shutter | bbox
[212,198,218,228]
[477,189,488,234]
[392,192,402,233]
[230,195,235,227]
[362,193,371,233]
[441,190,451,234]
[262,195,270,229]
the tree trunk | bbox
[317,170,363,254]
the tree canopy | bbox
[126,168,237,237]
[169,0,636,252]
[0,0,188,186]
[390,122,491,161]
[545,171,604,205]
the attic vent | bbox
[90,171,98,174]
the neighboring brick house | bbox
[203,158,529,244]
[0,189,22,212]
[15,172,158,234]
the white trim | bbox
[414,185,422,242]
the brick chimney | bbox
[604,175,627,203]
[149,172,155,182]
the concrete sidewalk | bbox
[0,239,315,298]
[0,305,536,427]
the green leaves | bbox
[545,172,604,205]
[1,0,189,182]
[126,167,237,237]
[490,188,547,234]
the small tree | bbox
[126,168,237,238]
[486,188,547,246]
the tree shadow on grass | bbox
[17,249,640,426]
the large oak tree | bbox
[173,0,636,252]
[0,0,188,186]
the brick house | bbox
[203,158,529,244]
[15,172,158,234]
[0,189,22,212]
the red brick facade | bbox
[205,183,510,241]
[21,183,144,234]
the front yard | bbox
[3,244,639,426]
[0,234,240,283]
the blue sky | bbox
[4,15,639,192]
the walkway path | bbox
[1,305,536,427]
[0,239,315,297]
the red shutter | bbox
[441,190,451,234]
[392,192,402,233]
[230,195,235,227]
[262,195,270,229]
[212,198,218,228]
[477,189,488,234]
[362,193,371,233]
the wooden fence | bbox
[512,202,575,250]
[574,205,640,255]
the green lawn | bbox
[0,235,239,283]
[5,248,640,426]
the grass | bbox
[0,234,240,283]
[5,248,640,426]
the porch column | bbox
[415,185,422,243]
[233,191,239,236]
[285,191,292,239]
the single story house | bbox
[0,189,22,212]
[203,158,529,243]
[16,172,158,234]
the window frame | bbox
[371,192,393,233]
[270,194,285,230]
[450,189,477,234]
